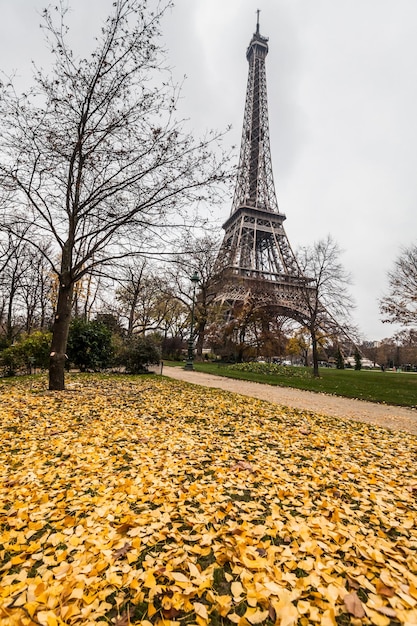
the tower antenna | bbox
[256,9,260,33]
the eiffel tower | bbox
[213,12,314,325]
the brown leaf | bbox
[4,479,19,488]
[232,460,255,472]
[163,607,181,619]
[343,592,365,618]
[116,522,134,534]
[376,606,397,618]
[115,612,130,626]
[268,603,276,622]
[376,580,395,597]
[347,576,360,590]
[112,542,133,560]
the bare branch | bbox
[380,244,417,326]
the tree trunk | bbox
[6,294,14,343]
[311,329,319,378]
[127,289,140,337]
[49,282,74,390]
[195,318,206,360]
[6,272,18,342]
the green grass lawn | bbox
[164,361,417,408]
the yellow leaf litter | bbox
[0,374,416,625]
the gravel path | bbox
[158,366,417,435]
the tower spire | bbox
[232,14,277,215]
[256,9,260,34]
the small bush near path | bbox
[1,374,417,625]
[228,362,312,379]
[120,335,161,374]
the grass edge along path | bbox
[163,362,417,409]
[159,367,417,437]
[1,373,417,625]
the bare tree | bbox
[391,329,417,368]
[167,233,222,359]
[17,244,54,333]
[0,246,23,342]
[0,233,41,341]
[0,231,25,338]
[297,235,355,377]
[380,244,417,326]
[115,259,149,337]
[0,0,230,389]
[114,257,190,342]
[158,298,189,342]
[115,259,177,336]
[72,270,107,322]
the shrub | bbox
[0,330,52,376]
[228,362,312,379]
[0,345,23,376]
[122,335,161,374]
[67,318,113,372]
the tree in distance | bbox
[167,233,222,360]
[297,235,355,377]
[380,243,417,327]
[0,0,231,390]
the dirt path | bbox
[157,366,417,435]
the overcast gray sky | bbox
[2,0,417,341]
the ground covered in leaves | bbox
[0,375,417,626]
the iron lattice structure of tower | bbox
[213,15,313,324]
